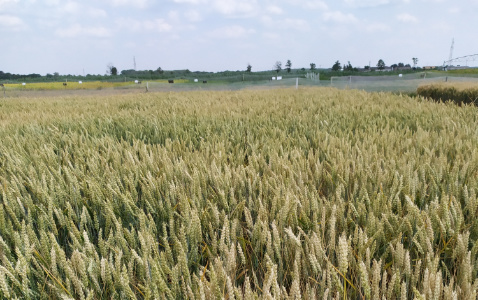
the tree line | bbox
[1,57,423,82]
[0,71,41,80]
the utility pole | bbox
[134,56,137,71]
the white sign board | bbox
[277,76,282,80]
[22,83,26,86]
[134,80,138,84]
[272,77,276,80]
[194,79,198,82]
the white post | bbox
[296,78,298,89]
[146,82,149,92]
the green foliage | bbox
[285,60,292,73]
[344,61,358,72]
[377,59,386,70]
[332,60,341,71]
[413,57,419,68]
[274,61,282,73]
[446,68,478,75]
[0,88,477,299]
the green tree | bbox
[332,60,341,71]
[246,64,252,72]
[285,60,292,73]
[310,63,316,71]
[107,63,117,76]
[344,61,354,71]
[377,59,385,70]
[274,61,282,73]
[412,57,418,69]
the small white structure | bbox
[79,81,83,84]
[134,80,139,84]
[272,77,276,80]
[22,83,26,86]
[399,74,403,78]
[277,76,282,80]
[194,79,198,82]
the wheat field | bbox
[2,79,191,92]
[0,88,477,299]
[417,82,478,105]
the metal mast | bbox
[448,38,454,63]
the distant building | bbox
[357,68,371,72]
[371,67,393,72]
[447,66,470,70]
[423,66,437,70]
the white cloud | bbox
[344,0,390,7]
[115,17,141,31]
[55,24,111,38]
[364,22,390,32]
[57,2,107,18]
[0,0,19,11]
[323,11,357,23]
[212,0,258,17]
[284,0,327,9]
[266,5,283,15]
[61,1,80,14]
[168,11,180,21]
[0,0,18,5]
[261,16,310,31]
[87,8,107,18]
[208,25,255,39]
[108,0,150,8]
[143,19,173,32]
[303,0,328,9]
[115,17,172,32]
[396,13,418,23]
[448,7,460,13]
[184,10,202,22]
[173,0,206,3]
[263,32,280,40]
[0,15,27,30]
[44,0,60,5]
[283,18,310,30]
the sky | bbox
[0,0,477,75]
